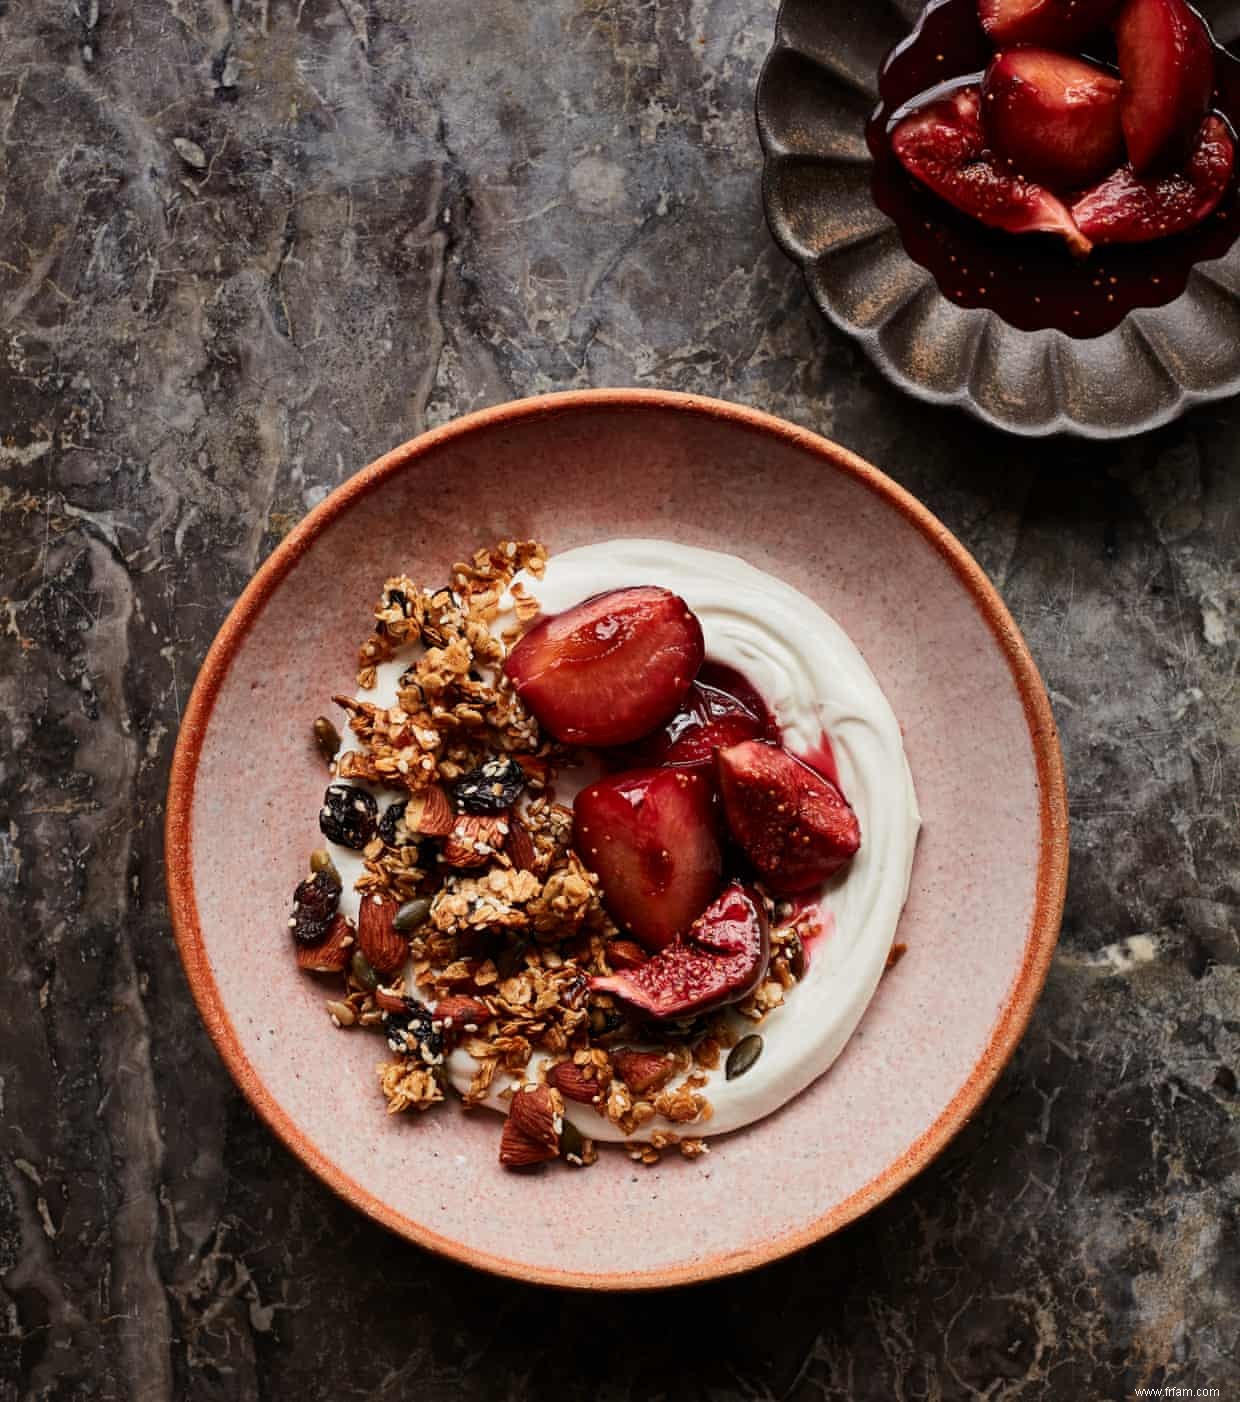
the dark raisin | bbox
[587,1002,629,1043]
[560,1118,587,1161]
[319,783,377,850]
[288,871,339,946]
[453,757,526,814]
[378,799,412,847]
[385,1000,444,1062]
[496,939,528,980]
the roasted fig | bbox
[892,84,1092,254]
[591,883,771,1021]
[1072,115,1235,242]
[716,740,860,895]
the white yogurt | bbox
[326,540,921,1141]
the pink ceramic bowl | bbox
[166,389,1068,1289]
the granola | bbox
[284,540,838,1172]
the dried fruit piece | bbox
[318,783,378,850]
[612,1049,675,1094]
[295,914,354,972]
[357,898,407,975]
[378,799,418,849]
[452,757,526,814]
[1116,0,1214,174]
[288,870,340,946]
[503,586,705,747]
[725,1035,764,1081]
[442,813,510,869]
[499,1085,563,1168]
[892,84,1091,255]
[1072,116,1235,242]
[982,49,1124,190]
[574,767,722,952]
[559,1118,589,1163]
[313,715,341,763]
[978,0,1121,47]
[547,1060,605,1104]
[384,999,444,1062]
[716,741,860,895]
[591,883,771,1021]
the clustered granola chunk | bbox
[289,542,817,1169]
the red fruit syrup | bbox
[868,0,1240,337]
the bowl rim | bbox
[165,387,1069,1291]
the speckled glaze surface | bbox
[165,390,1067,1288]
[757,0,1240,438]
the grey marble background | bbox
[0,1,1237,1399]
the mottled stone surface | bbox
[0,1,1237,1399]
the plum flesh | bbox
[1072,115,1236,243]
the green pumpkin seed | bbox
[309,848,342,888]
[726,1034,764,1081]
[393,897,431,933]
[313,715,341,763]
[350,949,378,992]
[786,933,806,981]
[559,1117,586,1161]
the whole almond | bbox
[434,995,491,1040]
[509,1084,562,1150]
[296,915,354,973]
[373,985,409,1013]
[442,814,510,869]
[607,939,649,971]
[612,1049,674,1095]
[548,1060,605,1105]
[404,784,455,837]
[499,1084,563,1168]
[499,1117,558,1168]
[504,816,540,873]
[357,899,407,975]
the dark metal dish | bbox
[756,0,1240,437]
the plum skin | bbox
[982,49,1125,191]
[504,586,705,748]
